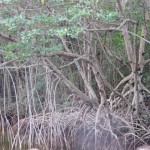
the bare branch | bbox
[41,52,93,64]
[87,28,150,44]
[0,59,16,68]
[59,37,98,99]
[145,59,150,65]
[44,57,99,106]
[0,33,16,42]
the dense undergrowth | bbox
[0,0,150,149]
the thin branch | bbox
[44,57,99,106]
[113,73,133,91]
[0,50,7,55]
[145,59,150,65]
[59,55,87,69]
[95,32,124,78]
[0,33,16,42]
[40,52,93,64]
[59,37,98,99]
[0,59,16,68]
[86,28,150,44]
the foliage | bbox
[0,0,120,60]
[0,0,150,149]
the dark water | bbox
[0,141,27,150]
[0,138,13,150]
[0,134,27,150]
[0,141,10,150]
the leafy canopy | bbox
[0,0,119,59]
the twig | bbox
[0,33,16,42]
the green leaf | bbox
[5,51,15,59]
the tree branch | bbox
[59,37,98,99]
[44,57,99,106]
[0,33,16,42]
[41,52,93,64]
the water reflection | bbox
[0,139,12,150]
[0,135,26,150]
